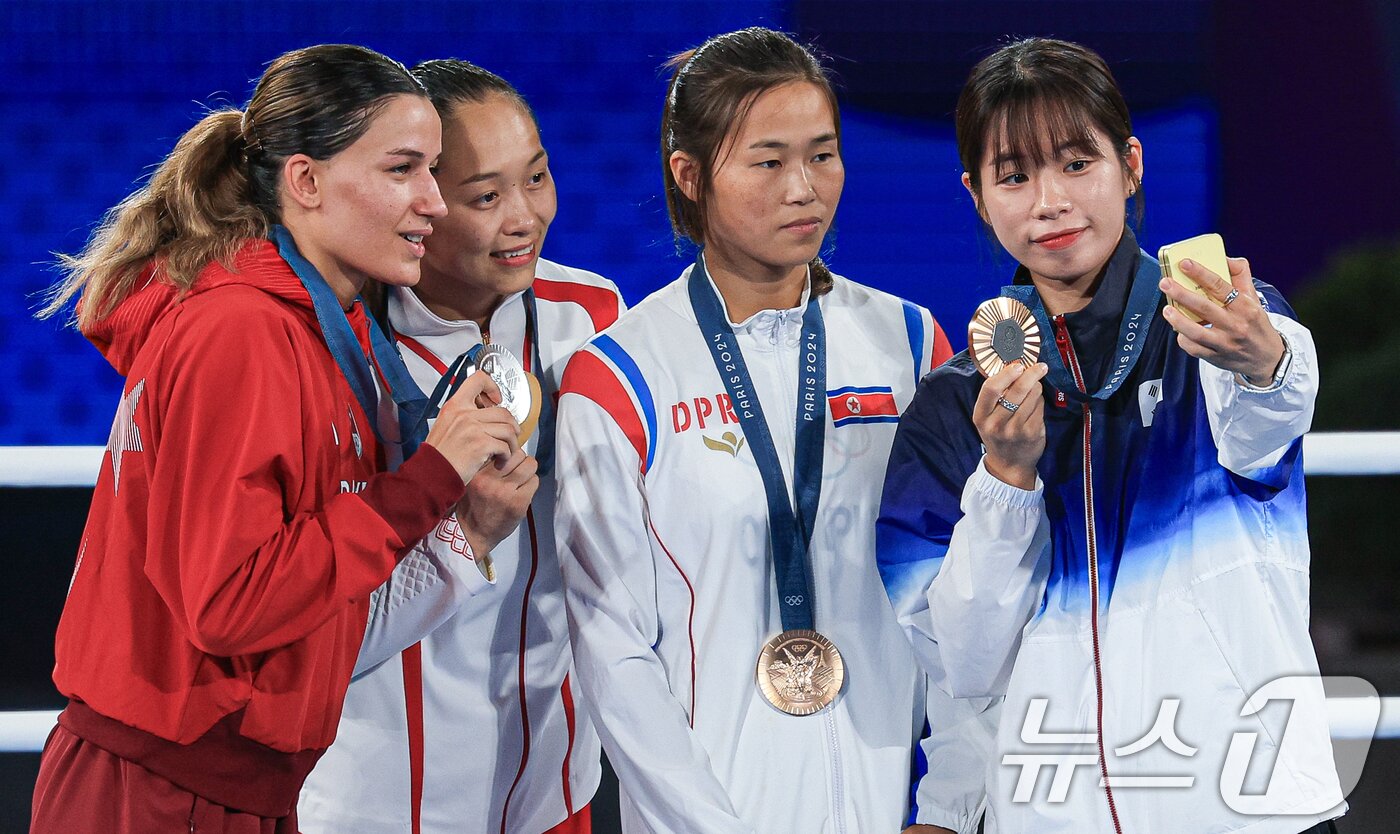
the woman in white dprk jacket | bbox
[554,27,991,834]
[878,38,1344,834]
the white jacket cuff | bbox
[1201,313,1317,476]
[928,458,1051,698]
[967,456,1044,506]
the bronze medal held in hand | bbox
[473,344,542,444]
[969,297,1042,377]
[756,629,845,716]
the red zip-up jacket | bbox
[49,239,465,815]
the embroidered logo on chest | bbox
[1138,378,1165,428]
[702,431,747,457]
[333,401,368,494]
[347,406,363,459]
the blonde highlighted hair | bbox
[42,43,425,330]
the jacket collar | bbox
[84,239,314,376]
[1013,226,1141,392]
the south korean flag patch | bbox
[1138,378,1165,428]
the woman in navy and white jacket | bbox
[878,38,1344,834]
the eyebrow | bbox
[457,149,549,187]
[746,132,839,150]
[992,140,1096,169]
[990,151,1022,170]
[386,148,427,160]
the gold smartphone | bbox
[1158,233,1230,323]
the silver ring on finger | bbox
[1222,288,1240,307]
[996,397,1020,414]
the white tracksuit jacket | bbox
[299,259,624,834]
[554,265,990,833]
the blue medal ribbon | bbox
[1002,248,1162,401]
[687,257,825,632]
[271,225,430,463]
[521,290,557,478]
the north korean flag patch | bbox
[827,386,899,427]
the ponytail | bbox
[810,256,834,298]
[42,108,267,330]
[43,43,425,331]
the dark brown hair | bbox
[956,38,1143,220]
[353,58,542,323]
[661,27,840,291]
[44,44,425,329]
[411,58,538,130]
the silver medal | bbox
[473,344,532,425]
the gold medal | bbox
[755,629,844,716]
[968,297,1042,377]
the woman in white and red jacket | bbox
[32,44,519,834]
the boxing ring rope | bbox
[6,433,1400,487]
[2,431,1398,753]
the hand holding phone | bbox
[1158,233,1231,323]
[1156,237,1287,384]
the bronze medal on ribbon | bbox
[968,297,1042,377]
[755,629,844,716]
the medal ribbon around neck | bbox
[1001,248,1162,402]
[271,225,430,464]
[393,289,555,478]
[687,256,825,633]
[520,290,555,476]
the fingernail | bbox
[1181,258,1194,269]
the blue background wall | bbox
[4,2,1400,830]
[6,1,1399,444]
[0,0,1245,445]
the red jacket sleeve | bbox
[931,315,955,368]
[138,298,464,657]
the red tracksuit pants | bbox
[31,723,298,834]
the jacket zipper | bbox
[499,323,537,833]
[768,314,847,833]
[1052,314,1124,834]
[825,710,847,834]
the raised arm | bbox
[1160,261,1317,486]
[878,367,1051,701]
[141,309,467,658]
[355,443,537,676]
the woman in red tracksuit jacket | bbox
[31,44,520,833]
